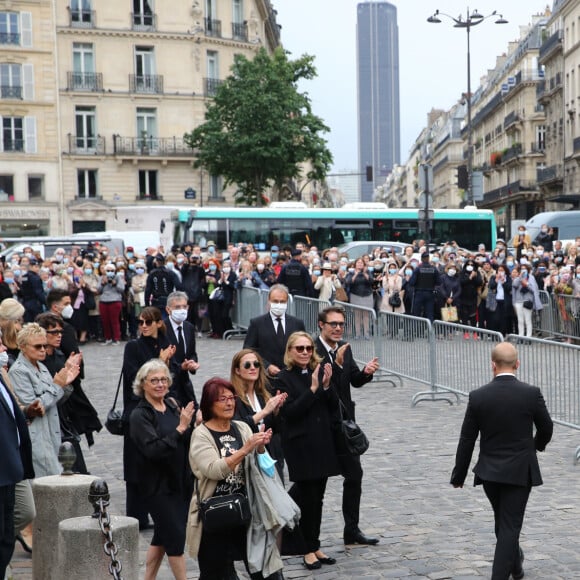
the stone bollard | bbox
[57,515,139,580]
[32,473,99,579]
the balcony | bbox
[0,32,20,45]
[0,85,22,99]
[482,180,538,205]
[131,12,156,31]
[502,143,522,164]
[67,134,106,155]
[69,10,95,28]
[549,73,562,92]
[232,22,248,42]
[112,135,195,157]
[503,111,521,131]
[129,74,163,94]
[539,30,563,63]
[537,165,563,185]
[204,77,223,97]
[204,18,222,38]
[67,72,103,92]
[529,142,545,155]
[3,139,24,152]
[136,193,163,201]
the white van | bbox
[98,230,161,255]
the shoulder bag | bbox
[338,399,369,456]
[104,371,125,436]
[388,290,401,308]
[197,422,251,532]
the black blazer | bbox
[315,337,372,421]
[165,320,198,408]
[0,378,34,485]
[243,313,305,371]
[278,366,339,482]
[451,375,553,488]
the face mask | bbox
[269,302,287,317]
[54,254,64,263]
[519,230,525,235]
[101,251,108,257]
[170,308,188,324]
[66,267,74,274]
[223,267,231,274]
[126,252,134,259]
[348,268,355,274]
[84,268,93,276]
[405,269,413,276]
[61,304,74,319]
[271,252,278,259]
[538,267,546,273]
[136,268,145,275]
[541,228,547,233]
[340,265,347,272]
[466,265,474,272]
[177,258,184,265]
[537,251,544,256]
[4,277,14,284]
[367,267,374,273]
[432,257,440,263]
[24,253,33,259]
[0,351,8,368]
[576,274,580,279]
[208,247,215,254]
[448,269,456,276]
[506,261,514,268]
[209,264,217,272]
[93,262,100,268]
[521,271,528,278]
[116,262,124,269]
[388,268,397,275]
[313,270,321,276]
[128,263,135,271]
[256,264,265,272]
[106,271,116,279]
[13,269,21,277]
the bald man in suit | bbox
[451,342,553,580]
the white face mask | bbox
[223,267,231,274]
[170,309,188,324]
[0,351,9,368]
[256,264,265,272]
[448,269,456,277]
[270,302,288,318]
[61,304,74,319]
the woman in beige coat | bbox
[380,261,405,313]
[186,377,273,579]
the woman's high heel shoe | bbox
[16,533,32,554]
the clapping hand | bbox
[178,401,195,433]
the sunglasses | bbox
[46,329,63,335]
[293,345,313,353]
[138,319,155,326]
[29,343,48,350]
[242,360,261,370]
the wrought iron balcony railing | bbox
[129,74,163,94]
[0,86,22,99]
[67,72,103,92]
[204,18,222,38]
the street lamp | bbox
[427,8,507,206]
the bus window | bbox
[432,219,492,249]
[189,219,226,248]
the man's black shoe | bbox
[344,530,379,545]
[512,548,525,579]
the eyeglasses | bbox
[216,395,236,403]
[46,329,63,335]
[138,319,155,326]
[324,321,345,328]
[148,377,169,385]
[28,343,48,350]
[293,345,313,353]
[242,360,261,370]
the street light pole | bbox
[427,8,507,206]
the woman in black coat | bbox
[437,263,462,318]
[277,331,339,571]
[122,306,175,529]
[130,358,195,580]
[459,259,483,335]
[488,264,513,337]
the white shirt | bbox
[269,312,285,333]
[168,318,187,353]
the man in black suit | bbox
[0,336,34,578]
[165,291,200,410]
[243,284,305,378]
[315,305,380,546]
[451,342,553,580]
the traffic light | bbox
[457,165,469,190]
[366,165,373,182]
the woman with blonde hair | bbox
[0,298,25,366]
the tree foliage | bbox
[184,47,333,206]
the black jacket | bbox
[165,320,198,408]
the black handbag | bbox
[388,291,401,308]
[339,399,369,456]
[523,299,534,310]
[104,372,125,436]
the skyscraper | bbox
[357,1,400,202]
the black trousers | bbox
[0,484,16,580]
[339,453,363,535]
[482,481,530,580]
[289,478,328,553]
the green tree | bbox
[184,47,333,206]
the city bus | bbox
[171,204,497,251]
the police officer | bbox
[276,247,314,297]
[144,254,179,312]
[17,258,46,322]
[409,251,440,322]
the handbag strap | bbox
[111,371,123,410]
[338,397,352,421]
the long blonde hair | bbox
[230,349,271,406]
[284,331,321,371]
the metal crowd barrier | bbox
[290,295,332,335]
[225,286,268,339]
[506,334,580,464]
[534,290,580,342]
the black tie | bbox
[276,317,284,342]
[176,326,185,360]
[329,349,335,363]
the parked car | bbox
[337,241,412,261]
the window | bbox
[232,0,246,40]
[70,0,93,27]
[71,43,98,91]
[77,169,97,198]
[0,175,14,201]
[536,125,546,150]
[2,117,24,152]
[28,175,44,200]
[0,63,22,99]
[134,47,160,93]
[209,174,221,199]
[133,0,154,29]
[0,12,19,45]
[75,106,96,151]
[136,108,157,152]
[138,170,158,199]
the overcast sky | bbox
[274,1,550,172]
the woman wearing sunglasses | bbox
[277,331,339,570]
[121,306,176,530]
[230,349,287,479]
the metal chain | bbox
[96,498,123,579]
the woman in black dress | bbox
[277,331,339,570]
[130,358,195,580]
[122,306,176,529]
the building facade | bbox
[0,0,280,236]
[357,1,400,202]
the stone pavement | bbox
[8,335,580,579]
